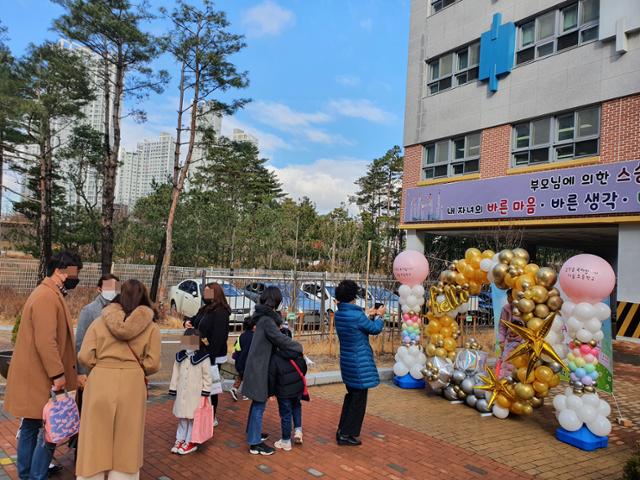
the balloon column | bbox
[553,254,616,444]
[392,250,429,387]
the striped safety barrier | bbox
[616,301,640,339]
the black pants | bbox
[337,387,368,437]
[211,394,218,415]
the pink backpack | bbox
[42,390,80,445]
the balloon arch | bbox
[392,247,616,449]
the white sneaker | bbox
[274,439,292,451]
[171,441,183,454]
[214,417,219,427]
[294,430,303,445]
[230,387,239,401]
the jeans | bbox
[246,401,266,445]
[176,418,193,443]
[337,387,368,437]
[17,419,56,480]
[277,398,302,441]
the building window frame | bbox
[511,106,600,167]
[430,0,457,15]
[423,131,482,180]
[427,41,480,96]
[516,0,600,66]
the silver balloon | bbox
[547,361,563,374]
[426,356,454,391]
[476,398,491,413]
[454,348,488,373]
[461,377,476,395]
[465,394,478,407]
[472,373,486,398]
[452,369,466,385]
[444,385,458,401]
[573,381,584,390]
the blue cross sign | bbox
[479,13,516,93]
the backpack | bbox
[42,390,80,445]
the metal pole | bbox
[365,240,372,310]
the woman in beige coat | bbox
[76,280,161,480]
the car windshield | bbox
[326,286,336,296]
[198,282,241,297]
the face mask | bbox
[102,291,117,301]
[64,278,80,290]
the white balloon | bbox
[394,353,402,363]
[417,296,425,306]
[566,317,582,334]
[398,284,412,299]
[418,353,427,364]
[554,344,569,359]
[410,304,421,313]
[576,328,594,343]
[406,294,418,306]
[594,302,611,322]
[545,331,560,345]
[582,393,600,408]
[458,302,469,314]
[566,395,583,411]
[487,270,495,283]
[401,304,411,313]
[561,300,576,318]
[492,254,500,263]
[584,317,602,334]
[578,405,598,424]
[558,409,583,431]
[492,404,510,419]
[408,345,420,357]
[564,386,575,397]
[587,416,612,437]
[551,316,565,332]
[480,259,493,272]
[594,330,604,341]
[552,394,567,412]
[411,285,425,297]
[574,302,596,321]
[397,346,409,356]
[393,362,409,377]
[409,364,424,380]
[436,294,446,304]
[597,400,611,417]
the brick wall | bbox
[479,124,511,179]
[600,93,640,164]
[400,144,423,222]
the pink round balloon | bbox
[580,344,591,355]
[559,254,615,303]
[393,250,430,286]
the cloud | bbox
[328,98,394,124]
[336,74,361,87]
[270,157,367,213]
[242,1,296,38]
[359,18,373,30]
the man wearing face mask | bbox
[4,250,82,480]
[75,274,120,389]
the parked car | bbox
[243,281,322,324]
[169,278,255,322]
[300,281,377,313]
[368,285,401,325]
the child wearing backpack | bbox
[268,346,309,451]
[230,317,255,401]
[169,329,213,455]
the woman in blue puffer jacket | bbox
[333,280,384,446]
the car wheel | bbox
[170,300,178,316]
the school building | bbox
[401,0,640,339]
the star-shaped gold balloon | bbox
[503,314,567,379]
[475,366,515,408]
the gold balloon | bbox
[514,382,535,400]
[522,404,534,416]
[548,373,561,387]
[532,380,549,395]
[426,343,437,356]
[516,367,536,384]
[447,351,456,361]
[518,298,535,313]
[512,248,530,263]
[465,248,482,261]
[535,365,554,383]
[444,337,457,352]
[515,290,526,300]
[524,263,539,275]
[536,267,557,288]
[534,304,550,319]
[504,274,515,288]
[498,249,515,264]
[512,355,528,369]
[441,270,457,284]
[456,259,468,273]
[527,317,544,332]
[510,257,528,269]
[521,312,534,321]
[530,285,549,304]
[512,307,522,317]
[476,366,516,408]
[481,249,495,259]
[492,263,509,280]
[546,295,563,312]
[496,394,512,409]
[524,289,534,300]
[435,347,447,358]
[531,396,544,409]
[510,401,526,415]
[547,288,560,297]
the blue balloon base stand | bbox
[393,374,425,389]
[556,426,608,451]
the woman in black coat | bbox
[242,287,302,456]
[191,282,230,423]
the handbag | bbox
[127,343,149,399]
[42,390,80,445]
[191,396,214,444]
[290,359,310,401]
[210,364,223,396]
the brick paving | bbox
[0,340,637,479]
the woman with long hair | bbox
[242,286,303,456]
[191,282,231,424]
[76,279,161,480]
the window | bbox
[423,132,481,179]
[511,106,600,166]
[427,41,479,95]
[516,0,599,65]
[430,0,456,14]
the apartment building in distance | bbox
[401,0,640,338]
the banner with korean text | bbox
[404,160,640,223]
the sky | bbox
[1,0,410,213]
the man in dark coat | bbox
[242,287,302,456]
